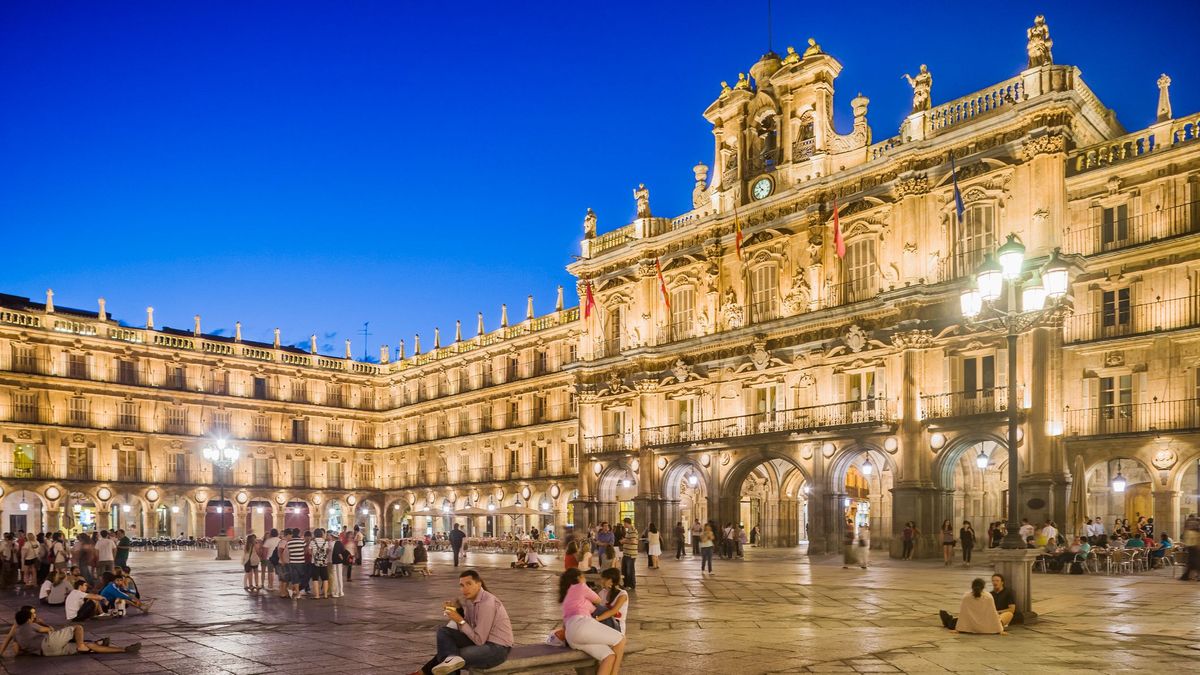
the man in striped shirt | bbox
[286,530,308,598]
[619,518,639,590]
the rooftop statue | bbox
[633,183,651,219]
[719,80,732,98]
[734,72,751,90]
[782,46,800,65]
[1026,15,1053,67]
[583,207,597,239]
[902,64,933,113]
[803,38,823,57]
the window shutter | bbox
[1136,372,1149,406]
[834,372,847,404]
[874,366,887,402]
[943,353,953,394]
[996,348,1008,390]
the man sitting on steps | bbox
[412,570,512,675]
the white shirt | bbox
[526,550,541,566]
[262,536,280,557]
[1043,525,1058,541]
[604,588,630,634]
[65,589,88,620]
[95,538,117,562]
[1093,521,1106,535]
[1018,524,1035,539]
[1084,522,1096,537]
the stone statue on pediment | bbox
[734,73,751,90]
[719,81,732,98]
[803,38,822,57]
[782,46,800,65]
[633,183,651,219]
[583,207,597,239]
[1026,15,1053,68]
[902,65,932,113]
[721,288,744,329]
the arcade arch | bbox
[720,451,810,548]
[1086,457,1157,530]
[935,435,1011,538]
[828,444,895,550]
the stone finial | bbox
[692,162,709,209]
[345,338,352,359]
[379,345,390,364]
[398,339,406,360]
[555,285,564,312]
[235,321,242,342]
[310,334,318,354]
[146,307,155,329]
[273,328,280,348]
[526,295,535,320]
[455,320,462,342]
[851,92,870,121]
[193,314,201,336]
[1157,74,1173,122]
[477,312,485,336]
[414,333,421,355]
[434,327,441,349]
[97,298,107,322]
[500,304,509,328]
[45,289,54,313]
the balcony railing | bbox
[1064,397,1200,437]
[1063,295,1200,344]
[582,433,633,455]
[921,388,1008,420]
[1061,200,1200,256]
[641,398,893,447]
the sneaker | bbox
[124,642,142,654]
[98,637,111,647]
[432,656,466,675]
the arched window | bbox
[749,264,779,323]
[954,204,995,278]
[841,240,877,303]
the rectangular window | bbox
[670,287,696,339]
[1101,204,1129,247]
[170,453,186,481]
[117,359,137,386]
[961,355,996,398]
[118,449,139,478]
[533,395,546,423]
[253,458,271,485]
[12,392,38,423]
[678,398,697,432]
[567,342,578,364]
[1100,375,1133,419]
[68,353,88,379]
[168,366,186,390]
[12,346,37,374]
[166,407,188,434]
[67,447,89,479]
[293,380,308,404]
[328,422,344,446]
[568,443,578,468]
[253,377,268,400]
[209,369,228,395]
[507,356,520,382]
[508,400,521,427]
[253,415,270,441]
[292,418,309,444]
[117,401,139,431]
[957,205,995,277]
[1101,289,1131,330]
[292,460,309,486]
[568,392,578,415]
[509,449,519,476]
[537,446,548,471]
[327,386,343,408]
[605,308,622,354]
[327,461,343,488]
[847,371,877,411]
[68,397,88,426]
[210,410,231,436]
[749,265,779,323]
[843,240,877,303]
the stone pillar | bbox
[97,507,112,532]
[1154,490,1180,541]
[807,490,844,556]
[892,331,939,557]
[46,509,61,534]
[1023,326,1068,525]
[988,548,1042,624]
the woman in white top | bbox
[951,578,1006,635]
[646,524,662,569]
[594,568,630,634]
[21,534,40,588]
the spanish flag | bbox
[832,197,846,259]
[656,257,671,309]
[734,202,744,260]
[583,281,598,320]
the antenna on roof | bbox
[359,321,372,360]
[767,0,774,53]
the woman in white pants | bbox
[558,569,626,675]
[328,532,345,598]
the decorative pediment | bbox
[825,324,889,357]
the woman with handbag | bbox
[941,520,956,566]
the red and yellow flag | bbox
[734,202,744,260]
[656,257,671,309]
[583,281,598,319]
[832,197,846,259]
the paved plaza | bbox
[0,546,1197,674]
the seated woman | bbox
[1148,533,1173,568]
[0,605,139,657]
[396,541,415,576]
[371,539,392,577]
[949,578,1006,635]
[564,541,579,571]
[39,571,71,606]
[578,547,597,574]
[558,568,627,675]
[412,541,429,576]
[510,549,528,568]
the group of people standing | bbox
[1,529,131,590]
[242,526,364,599]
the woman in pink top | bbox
[557,569,627,675]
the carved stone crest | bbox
[894,174,929,198]
[796,372,816,388]
[17,430,31,440]
[721,288,744,329]
[844,325,868,353]
[782,274,812,315]
[636,258,657,279]
[891,329,934,350]
[671,359,692,383]
[1152,447,1178,470]
[1021,133,1066,160]
[1104,351,1125,367]
[750,339,771,371]
[1106,176,1122,196]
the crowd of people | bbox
[0,529,133,590]
[239,526,367,599]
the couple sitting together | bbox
[939,573,1020,635]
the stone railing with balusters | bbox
[928,75,1025,135]
[0,310,42,328]
[1070,111,1200,176]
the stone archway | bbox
[1086,457,1158,534]
[719,449,811,548]
[827,443,895,552]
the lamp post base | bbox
[214,535,233,561]
[987,547,1041,625]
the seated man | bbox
[1125,534,1146,549]
[98,575,152,616]
[0,605,139,657]
[64,580,109,622]
[397,541,415,576]
[39,572,72,606]
[412,570,511,675]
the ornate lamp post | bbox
[960,237,1071,623]
[202,438,240,560]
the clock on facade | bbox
[751,176,773,200]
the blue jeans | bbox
[422,626,509,674]
[701,547,713,571]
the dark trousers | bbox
[962,545,973,563]
[701,547,713,572]
[452,546,462,567]
[901,540,914,559]
[621,555,637,589]
[692,536,700,555]
[421,626,509,674]
[675,539,685,559]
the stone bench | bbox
[472,642,643,675]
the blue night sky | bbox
[2,1,1197,358]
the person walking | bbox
[673,522,685,560]
[690,519,702,556]
[842,519,859,569]
[645,525,661,569]
[699,523,714,574]
[618,519,638,590]
[941,519,956,566]
[959,521,977,567]
[449,524,466,568]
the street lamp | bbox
[861,455,874,477]
[960,237,1071,549]
[975,449,990,470]
[1111,461,1126,493]
[201,437,240,560]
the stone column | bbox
[1023,326,1068,525]
[891,331,939,557]
[97,507,112,532]
[46,509,61,534]
[988,548,1042,624]
[1154,490,1180,543]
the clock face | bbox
[752,177,773,200]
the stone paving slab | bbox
[0,547,1197,674]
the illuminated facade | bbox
[3,17,1199,556]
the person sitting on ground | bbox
[989,573,1019,626]
[99,574,152,616]
[564,541,579,571]
[413,540,429,575]
[510,549,527,568]
[113,568,141,599]
[411,570,512,675]
[944,578,1006,635]
[39,571,71,606]
[0,605,138,657]
[64,579,110,622]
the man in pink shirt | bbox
[414,570,512,675]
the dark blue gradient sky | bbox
[2,1,1196,357]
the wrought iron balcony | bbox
[1064,397,1200,437]
[1063,295,1200,344]
[641,398,893,448]
[921,387,1009,420]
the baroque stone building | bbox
[2,17,1199,556]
